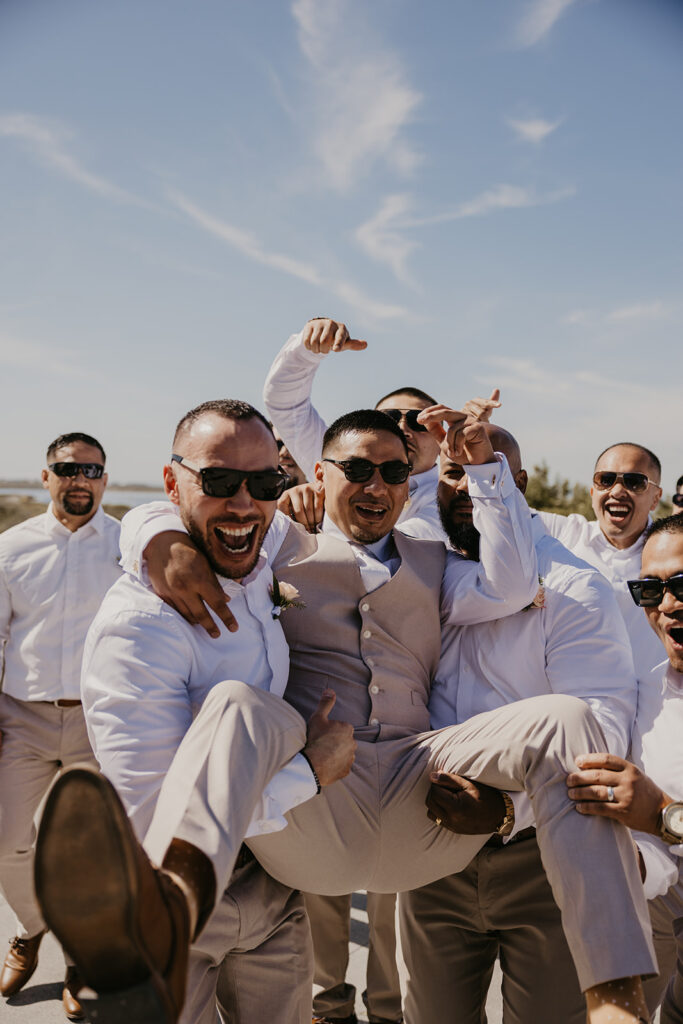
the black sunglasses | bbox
[171,455,288,500]
[323,457,411,484]
[48,462,104,480]
[627,574,683,607]
[592,471,657,494]
[381,408,428,433]
[673,494,683,508]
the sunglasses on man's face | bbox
[323,457,411,485]
[380,408,428,433]
[592,471,657,495]
[48,462,104,480]
[627,574,683,607]
[673,494,683,508]
[171,455,288,501]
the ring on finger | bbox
[606,785,616,803]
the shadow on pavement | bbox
[7,980,62,1006]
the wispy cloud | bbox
[167,189,408,322]
[0,112,150,207]
[354,194,419,286]
[515,0,578,47]
[507,117,561,143]
[563,301,673,326]
[0,331,94,378]
[291,0,422,191]
[406,183,575,228]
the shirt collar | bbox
[322,514,395,564]
[665,660,683,696]
[45,502,106,538]
[218,548,268,596]
[409,463,438,496]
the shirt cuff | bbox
[505,790,535,840]
[290,329,327,365]
[243,753,319,837]
[465,453,514,499]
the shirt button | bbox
[366,657,375,667]
[370,685,379,695]
[370,717,379,726]
[363,629,372,639]
[361,602,370,612]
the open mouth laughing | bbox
[603,500,632,524]
[353,502,389,525]
[214,522,259,556]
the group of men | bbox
[0,316,681,1024]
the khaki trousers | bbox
[0,693,97,938]
[306,891,402,1022]
[146,689,656,993]
[182,857,313,1024]
[399,833,585,1024]
[643,878,683,1023]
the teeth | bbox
[215,524,255,554]
[216,525,253,538]
[357,505,385,515]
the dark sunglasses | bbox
[171,455,288,500]
[323,457,411,484]
[627,574,683,607]
[592,471,657,494]
[381,408,428,433]
[673,494,683,508]
[48,462,104,480]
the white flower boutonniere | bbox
[523,576,545,611]
[269,575,306,619]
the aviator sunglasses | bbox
[48,462,104,479]
[323,458,411,484]
[171,455,288,500]
[592,471,658,494]
[627,574,683,607]
[381,408,428,433]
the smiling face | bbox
[591,445,662,550]
[375,392,440,476]
[41,441,108,528]
[316,429,410,544]
[641,530,683,673]
[165,412,278,581]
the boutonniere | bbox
[269,574,306,618]
[524,576,545,611]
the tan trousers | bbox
[399,833,585,1024]
[0,693,97,938]
[643,878,683,1023]
[182,857,313,1024]
[306,891,402,1022]
[146,689,656,993]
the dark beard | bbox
[438,502,480,560]
[62,493,94,516]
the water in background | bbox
[0,487,167,508]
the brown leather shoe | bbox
[62,967,85,1021]
[35,766,192,1024]
[0,930,46,997]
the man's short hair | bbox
[374,386,437,409]
[594,442,661,482]
[322,409,410,459]
[46,433,106,463]
[173,400,272,447]
[676,474,683,491]
[645,514,683,543]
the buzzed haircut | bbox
[322,409,410,459]
[173,399,272,447]
[375,386,437,408]
[46,433,106,462]
[594,442,661,482]
[645,513,683,542]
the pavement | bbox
[0,888,505,1023]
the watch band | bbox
[659,801,683,846]
[495,791,515,837]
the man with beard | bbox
[398,424,639,1024]
[0,432,121,1020]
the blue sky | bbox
[1,0,681,490]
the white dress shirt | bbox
[629,661,683,899]
[81,551,316,842]
[430,516,638,835]
[263,329,446,542]
[536,511,664,679]
[0,505,122,701]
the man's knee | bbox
[525,693,605,749]
[200,679,306,739]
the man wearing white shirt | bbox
[0,432,121,1018]
[568,514,683,1023]
[399,424,638,1024]
[264,317,445,542]
[36,406,657,1024]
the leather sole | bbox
[35,767,173,1024]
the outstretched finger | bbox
[312,688,337,720]
[574,752,626,771]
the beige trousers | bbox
[146,689,656,993]
[306,891,402,1022]
[399,833,585,1024]
[0,693,97,938]
[643,878,683,1023]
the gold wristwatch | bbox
[495,792,515,837]
[659,802,683,846]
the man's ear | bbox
[650,486,663,512]
[163,464,180,506]
[41,469,49,490]
[515,469,528,495]
[314,461,325,485]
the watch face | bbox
[663,803,683,839]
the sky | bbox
[1,0,681,490]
